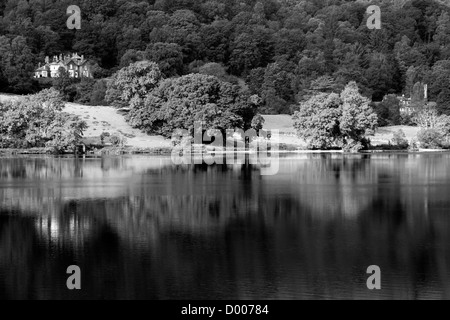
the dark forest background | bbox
[2,0,450,114]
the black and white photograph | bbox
[0,0,450,305]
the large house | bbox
[34,53,93,79]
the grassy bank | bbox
[0,147,55,155]
[95,146,173,155]
[262,115,422,149]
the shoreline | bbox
[0,146,173,156]
[2,146,450,157]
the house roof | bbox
[65,58,89,67]
[48,61,65,66]
[35,54,91,72]
[36,65,50,72]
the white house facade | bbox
[34,53,93,79]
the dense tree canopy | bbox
[372,94,402,126]
[0,88,87,150]
[127,73,257,137]
[293,82,378,151]
[0,35,36,93]
[2,0,450,114]
[293,92,343,149]
[105,60,163,108]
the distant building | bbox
[34,53,93,79]
[398,95,413,115]
[399,82,428,115]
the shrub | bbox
[100,132,110,145]
[45,113,88,152]
[251,114,265,131]
[417,129,443,149]
[400,113,414,126]
[90,80,108,106]
[109,134,127,147]
[342,140,364,153]
[409,137,419,151]
[391,129,409,149]
[0,88,87,151]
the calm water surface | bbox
[1,153,450,300]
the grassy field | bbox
[0,94,420,149]
[0,93,20,103]
[64,102,171,148]
[263,115,420,147]
[369,126,421,146]
[262,115,306,148]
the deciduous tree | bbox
[127,73,257,137]
[105,60,163,108]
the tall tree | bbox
[0,35,36,93]
[127,73,257,137]
[105,60,163,108]
[145,42,184,77]
[340,81,378,147]
[293,82,377,151]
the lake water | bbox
[1,153,450,300]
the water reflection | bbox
[1,154,450,299]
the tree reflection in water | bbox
[1,154,450,299]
